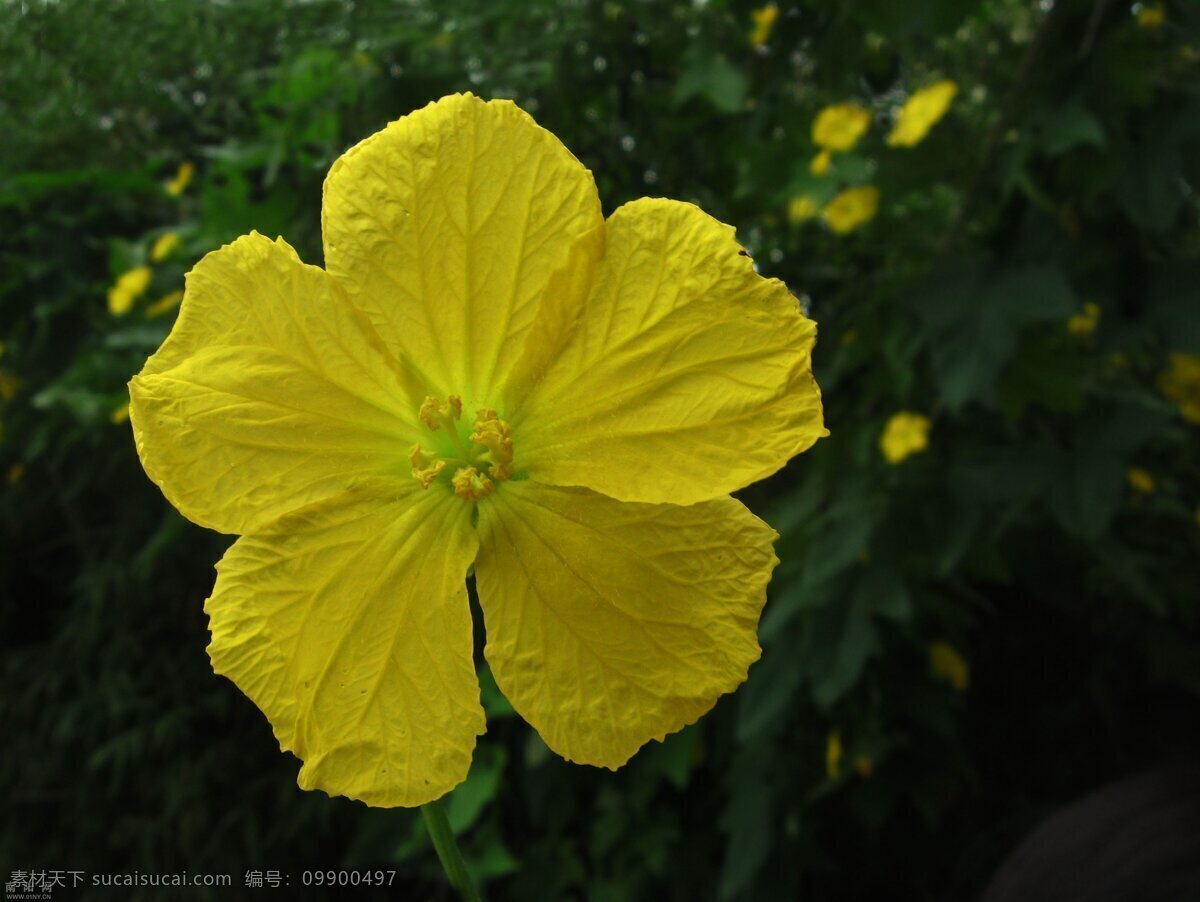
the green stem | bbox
[420,799,480,902]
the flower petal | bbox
[130,232,421,535]
[475,480,777,768]
[508,198,826,505]
[322,93,603,403]
[206,487,483,807]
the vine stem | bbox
[420,799,481,902]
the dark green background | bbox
[3,0,1199,898]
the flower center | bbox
[409,395,515,501]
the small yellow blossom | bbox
[826,730,843,779]
[810,149,832,176]
[788,194,819,224]
[750,3,779,47]
[880,411,930,464]
[150,232,181,263]
[145,290,185,318]
[929,641,969,692]
[1159,352,1200,423]
[128,94,827,808]
[1067,301,1101,337]
[822,185,879,234]
[1127,466,1155,494]
[107,266,152,316]
[6,463,23,486]
[0,370,22,402]
[887,80,958,147]
[812,103,871,152]
[110,402,131,425]
[1137,2,1165,29]
[166,162,195,197]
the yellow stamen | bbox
[470,408,515,481]
[452,466,494,501]
[410,444,446,489]
[419,394,463,430]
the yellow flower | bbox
[128,94,827,808]
[1159,352,1200,423]
[6,462,23,486]
[822,185,879,234]
[810,149,832,176]
[812,103,871,152]
[1067,301,1100,337]
[749,3,778,47]
[107,266,152,316]
[880,411,929,464]
[0,370,19,402]
[1137,2,1165,29]
[929,641,969,692]
[1127,466,1156,494]
[150,232,181,263]
[110,402,131,425]
[826,730,843,779]
[145,290,184,318]
[788,194,819,224]
[166,162,195,197]
[887,80,958,147]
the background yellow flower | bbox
[107,266,152,316]
[887,80,958,147]
[880,411,930,463]
[823,185,879,234]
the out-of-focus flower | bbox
[1067,301,1101,337]
[788,194,819,224]
[1127,467,1156,494]
[929,641,969,692]
[853,755,874,779]
[823,185,879,234]
[107,266,152,316]
[813,103,871,152]
[1159,352,1200,423]
[1137,2,1165,29]
[150,232,181,263]
[750,3,779,47]
[111,403,131,425]
[880,411,929,463]
[145,290,184,318]
[6,463,23,486]
[887,80,958,147]
[0,370,20,402]
[810,149,832,176]
[826,730,843,779]
[166,162,195,197]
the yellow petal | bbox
[322,93,603,403]
[475,480,777,768]
[929,640,970,692]
[206,488,483,807]
[880,411,930,464]
[130,232,423,534]
[509,199,826,506]
[150,231,181,262]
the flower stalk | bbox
[420,799,480,902]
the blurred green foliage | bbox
[3,0,1200,899]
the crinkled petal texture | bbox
[206,486,484,807]
[474,481,777,768]
[509,198,826,506]
[129,233,422,535]
[322,93,603,402]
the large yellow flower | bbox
[129,94,826,807]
